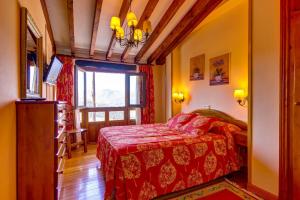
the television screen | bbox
[44,56,63,85]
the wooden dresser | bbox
[16,100,67,200]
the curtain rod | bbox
[55,53,154,66]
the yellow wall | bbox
[251,0,280,195]
[176,0,248,121]
[0,1,54,199]
[153,65,167,123]
[172,48,182,116]
[0,1,19,199]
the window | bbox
[75,67,146,108]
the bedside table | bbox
[233,130,248,167]
[234,130,247,147]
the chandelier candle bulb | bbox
[116,27,125,39]
[110,17,120,30]
[134,29,143,42]
[126,12,138,27]
[143,20,152,34]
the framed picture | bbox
[190,54,205,81]
[209,53,230,85]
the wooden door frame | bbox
[279,0,292,199]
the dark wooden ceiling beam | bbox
[59,47,149,65]
[120,0,160,61]
[135,0,185,62]
[90,0,103,57]
[106,0,131,60]
[40,0,56,53]
[89,0,103,57]
[67,0,75,55]
[156,0,223,64]
[148,0,223,64]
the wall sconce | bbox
[173,91,185,103]
[234,89,247,106]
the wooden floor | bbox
[58,145,105,200]
[59,144,247,200]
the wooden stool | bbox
[65,128,88,159]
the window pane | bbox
[88,112,105,122]
[96,112,105,122]
[77,70,85,106]
[109,111,124,121]
[79,112,82,123]
[95,72,125,107]
[130,75,144,106]
[86,72,94,107]
[130,110,136,120]
[130,75,140,105]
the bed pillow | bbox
[167,113,198,130]
[209,121,242,135]
[179,115,218,135]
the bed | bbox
[97,109,247,200]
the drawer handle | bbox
[295,102,300,106]
[58,154,65,159]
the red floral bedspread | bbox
[97,123,240,200]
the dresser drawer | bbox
[57,110,66,121]
[56,143,66,159]
[57,136,66,156]
[57,118,67,128]
[57,104,66,113]
[57,157,65,174]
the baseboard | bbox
[247,183,278,200]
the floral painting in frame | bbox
[190,54,205,81]
[209,53,230,85]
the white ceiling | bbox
[45,0,70,53]
[44,0,241,63]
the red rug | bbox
[167,179,262,200]
[196,189,243,200]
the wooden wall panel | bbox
[280,0,300,199]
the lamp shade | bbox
[172,91,185,103]
[116,27,124,39]
[110,16,120,30]
[172,92,179,98]
[126,12,138,27]
[134,29,143,42]
[234,89,245,100]
[143,20,152,33]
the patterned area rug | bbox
[168,179,263,200]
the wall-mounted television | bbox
[43,56,63,85]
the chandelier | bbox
[110,0,152,48]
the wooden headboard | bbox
[192,109,247,130]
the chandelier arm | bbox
[112,1,151,49]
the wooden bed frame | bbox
[192,109,248,167]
